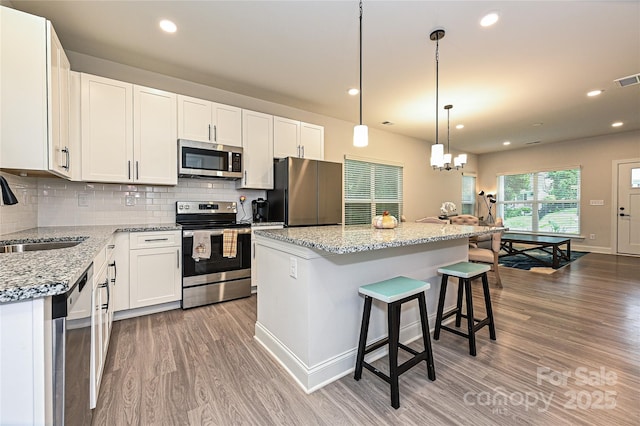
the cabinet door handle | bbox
[144,237,169,242]
[136,161,139,180]
[128,161,131,180]
[100,279,110,310]
[213,125,217,142]
[244,170,247,185]
[61,147,70,170]
[208,124,211,141]
[301,145,305,158]
[297,145,300,157]
[109,260,117,283]
[177,249,180,268]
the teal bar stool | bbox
[434,262,496,356]
[354,276,436,409]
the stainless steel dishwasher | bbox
[51,263,93,426]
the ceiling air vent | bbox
[614,73,640,88]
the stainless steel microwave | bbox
[178,139,243,179]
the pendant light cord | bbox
[359,1,363,126]
[435,36,439,145]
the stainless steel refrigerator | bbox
[267,157,342,226]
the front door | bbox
[617,161,640,255]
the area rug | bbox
[498,250,589,274]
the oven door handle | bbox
[182,228,251,238]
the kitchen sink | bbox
[0,240,84,253]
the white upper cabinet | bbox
[81,74,177,185]
[273,116,300,158]
[177,94,242,147]
[299,122,324,160]
[239,110,274,189]
[81,74,133,183]
[47,23,72,177]
[0,7,74,178]
[133,85,177,185]
[273,116,324,160]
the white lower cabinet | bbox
[90,237,115,409]
[129,231,182,309]
[112,232,130,312]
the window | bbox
[497,168,581,235]
[461,174,476,215]
[344,158,403,225]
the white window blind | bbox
[497,167,581,235]
[344,158,403,225]
[461,174,476,215]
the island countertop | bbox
[254,222,503,254]
[0,224,180,303]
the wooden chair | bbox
[415,216,448,224]
[468,218,504,288]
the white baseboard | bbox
[572,244,612,254]
[254,309,449,394]
[113,301,181,321]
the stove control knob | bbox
[185,205,190,210]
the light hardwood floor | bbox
[92,253,639,425]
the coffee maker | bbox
[252,198,269,223]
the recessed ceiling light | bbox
[587,90,603,97]
[503,141,511,146]
[612,121,624,127]
[348,88,359,96]
[480,12,499,27]
[381,121,394,126]
[456,124,464,129]
[159,19,177,33]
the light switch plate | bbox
[589,200,604,206]
[78,192,89,207]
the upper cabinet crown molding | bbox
[0,6,74,178]
[177,94,242,148]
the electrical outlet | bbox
[589,234,596,240]
[77,192,89,207]
[289,257,298,278]
[125,195,135,206]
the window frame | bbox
[496,166,581,236]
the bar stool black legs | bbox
[434,262,496,356]
[354,276,436,409]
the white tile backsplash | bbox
[0,172,38,235]
[0,173,265,235]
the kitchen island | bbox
[253,222,502,393]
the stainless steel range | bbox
[177,201,251,309]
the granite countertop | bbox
[0,224,180,303]
[254,222,504,254]
[251,221,285,227]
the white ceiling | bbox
[8,0,640,154]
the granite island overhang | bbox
[253,222,504,393]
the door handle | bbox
[61,147,70,170]
[100,279,110,310]
[177,249,180,268]
[128,161,131,180]
[213,125,217,142]
[144,237,169,242]
[619,213,630,217]
[301,145,305,158]
[208,124,211,141]
[136,161,139,180]
[109,261,117,283]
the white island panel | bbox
[255,233,469,393]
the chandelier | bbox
[429,29,467,170]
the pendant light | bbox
[429,29,466,170]
[353,0,368,147]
